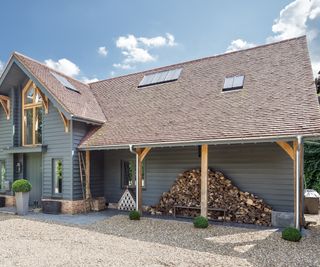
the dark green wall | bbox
[102,144,294,212]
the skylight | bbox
[223,75,245,91]
[50,72,79,93]
[139,68,182,87]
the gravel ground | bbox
[87,215,320,267]
[0,213,319,266]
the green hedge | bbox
[129,210,141,220]
[12,179,32,193]
[305,141,320,192]
[282,227,301,242]
[193,216,209,228]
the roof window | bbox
[50,72,79,93]
[139,68,182,87]
[223,75,244,91]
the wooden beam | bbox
[293,141,297,228]
[140,147,151,162]
[37,90,49,114]
[135,148,142,212]
[0,95,10,120]
[59,111,70,133]
[85,150,91,200]
[201,144,208,217]
[276,141,294,160]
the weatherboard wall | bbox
[0,88,14,188]
[102,143,294,212]
[42,102,73,199]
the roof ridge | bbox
[88,35,306,86]
[13,51,90,88]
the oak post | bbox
[201,144,208,217]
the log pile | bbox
[150,169,272,226]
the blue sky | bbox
[0,0,319,82]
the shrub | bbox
[282,227,302,242]
[193,216,209,228]
[129,210,141,220]
[12,179,32,193]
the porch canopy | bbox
[78,36,320,229]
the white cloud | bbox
[44,58,80,77]
[113,63,133,70]
[114,33,177,69]
[98,46,108,57]
[225,39,257,53]
[312,60,320,77]
[267,0,320,42]
[0,60,4,75]
[81,77,99,84]
[225,0,320,77]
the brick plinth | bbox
[41,197,106,214]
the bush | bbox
[129,210,141,220]
[282,227,302,242]
[12,179,32,193]
[193,216,209,228]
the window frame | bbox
[0,160,6,193]
[22,81,44,146]
[52,158,63,196]
[222,75,245,92]
[121,159,146,189]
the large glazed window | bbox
[0,161,5,191]
[53,159,63,195]
[22,82,44,146]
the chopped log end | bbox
[149,169,272,226]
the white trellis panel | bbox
[118,189,136,211]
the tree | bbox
[304,140,320,192]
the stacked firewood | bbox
[150,169,272,226]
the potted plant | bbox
[12,179,32,215]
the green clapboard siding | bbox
[42,102,73,199]
[102,143,294,212]
[0,89,14,189]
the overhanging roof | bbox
[80,36,320,149]
[0,53,106,124]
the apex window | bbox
[22,81,44,146]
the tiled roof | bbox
[80,36,320,148]
[13,52,106,123]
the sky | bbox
[0,0,319,83]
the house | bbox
[0,36,319,228]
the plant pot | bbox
[15,192,29,215]
[42,200,61,214]
[0,197,5,207]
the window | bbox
[53,159,63,195]
[138,68,182,87]
[121,160,145,188]
[22,82,44,146]
[0,161,5,191]
[50,72,79,93]
[223,75,245,91]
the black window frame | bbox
[222,75,245,92]
[52,158,63,196]
[0,160,6,193]
[121,159,146,189]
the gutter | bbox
[78,133,320,151]
[70,114,105,125]
[129,145,140,212]
[295,135,302,229]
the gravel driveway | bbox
[0,213,319,266]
